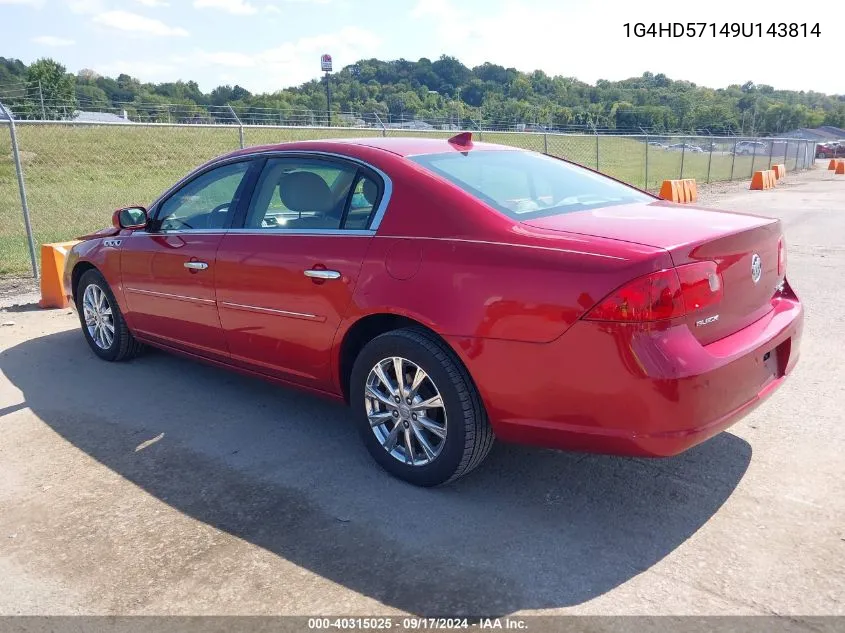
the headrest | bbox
[361,178,378,206]
[278,171,332,213]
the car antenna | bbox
[448,131,473,148]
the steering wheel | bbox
[160,216,194,230]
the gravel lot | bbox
[0,165,843,617]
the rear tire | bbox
[350,327,494,486]
[76,269,143,362]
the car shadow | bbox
[2,330,752,616]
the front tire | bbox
[76,269,143,362]
[350,328,494,486]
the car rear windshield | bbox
[410,150,651,220]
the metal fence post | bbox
[543,130,548,155]
[38,81,46,120]
[595,133,599,170]
[228,105,244,149]
[730,138,738,181]
[644,133,649,189]
[680,137,686,179]
[706,132,714,184]
[783,140,790,171]
[794,140,800,171]
[750,141,758,177]
[0,101,39,278]
[768,139,775,169]
[373,112,386,137]
[471,118,483,142]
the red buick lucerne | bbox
[63,133,803,486]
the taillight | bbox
[676,261,723,312]
[584,262,723,323]
[777,236,786,276]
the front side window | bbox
[410,150,651,220]
[156,161,250,231]
[246,158,378,231]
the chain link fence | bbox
[0,115,817,278]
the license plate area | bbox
[760,340,788,388]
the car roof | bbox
[224,135,516,160]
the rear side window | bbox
[410,150,650,220]
[245,157,381,231]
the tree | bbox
[1,55,841,134]
[25,58,76,119]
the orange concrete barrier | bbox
[659,179,682,202]
[658,178,698,203]
[829,159,838,170]
[772,164,786,179]
[39,241,80,309]
[682,178,698,202]
[750,170,776,190]
[836,161,845,175]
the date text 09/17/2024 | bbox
[306,617,527,629]
[624,23,821,38]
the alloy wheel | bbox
[364,356,448,466]
[82,283,115,350]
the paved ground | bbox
[0,165,843,616]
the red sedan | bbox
[64,133,803,486]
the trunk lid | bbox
[523,201,783,344]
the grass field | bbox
[0,123,811,276]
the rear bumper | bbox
[448,286,803,457]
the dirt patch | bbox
[0,276,40,310]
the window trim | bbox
[144,150,392,236]
[233,151,388,234]
[146,157,261,234]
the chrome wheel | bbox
[82,283,115,350]
[365,356,448,466]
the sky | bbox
[0,0,841,95]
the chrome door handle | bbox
[184,261,209,270]
[304,269,340,280]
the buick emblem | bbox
[751,253,762,284]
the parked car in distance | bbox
[666,143,704,152]
[63,133,804,486]
[647,141,665,148]
[735,141,768,155]
[816,142,845,159]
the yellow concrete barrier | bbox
[836,161,845,175]
[39,241,81,309]
[772,164,786,179]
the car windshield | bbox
[410,150,651,220]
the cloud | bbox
[32,35,76,46]
[65,0,106,13]
[93,10,189,36]
[193,0,257,15]
[410,0,453,20]
[134,0,170,6]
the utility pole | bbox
[320,53,333,127]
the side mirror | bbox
[113,206,148,230]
